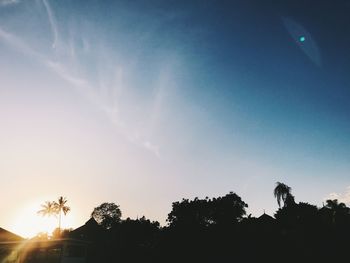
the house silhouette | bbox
[0,227,24,242]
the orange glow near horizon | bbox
[8,201,77,239]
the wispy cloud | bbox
[46,60,162,157]
[143,141,160,158]
[42,0,58,48]
[0,0,165,159]
[0,23,162,158]
[0,27,42,59]
[326,186,350,204]
[0,0,20,6]
[45,61,91,91]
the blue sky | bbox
[1,0,350,236]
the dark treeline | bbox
[67,182,350,262]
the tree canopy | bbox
[167,192,248,227]
[91,202,122,229]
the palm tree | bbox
[54,196,70,233]
[274,182,295,208]
[37,201,57,217]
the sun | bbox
[9,201,76,239]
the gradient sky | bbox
[1,0,350,237]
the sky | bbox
[1,0,350,237]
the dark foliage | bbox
[167,192,247,228]
[70,189,350,263]
[91,202,122,229]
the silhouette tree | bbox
[54,196,71,234]
[37,201,57,218]
[91,202,122,229]
[116,216,160,252]
[274,182,295,208]
[167,192,247,227]
[325,199,347,212]
[275,201,318,228]
[323,199,350,225]
[67,187,350,263]
[167,197,208,227]
[210,192,248,225]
